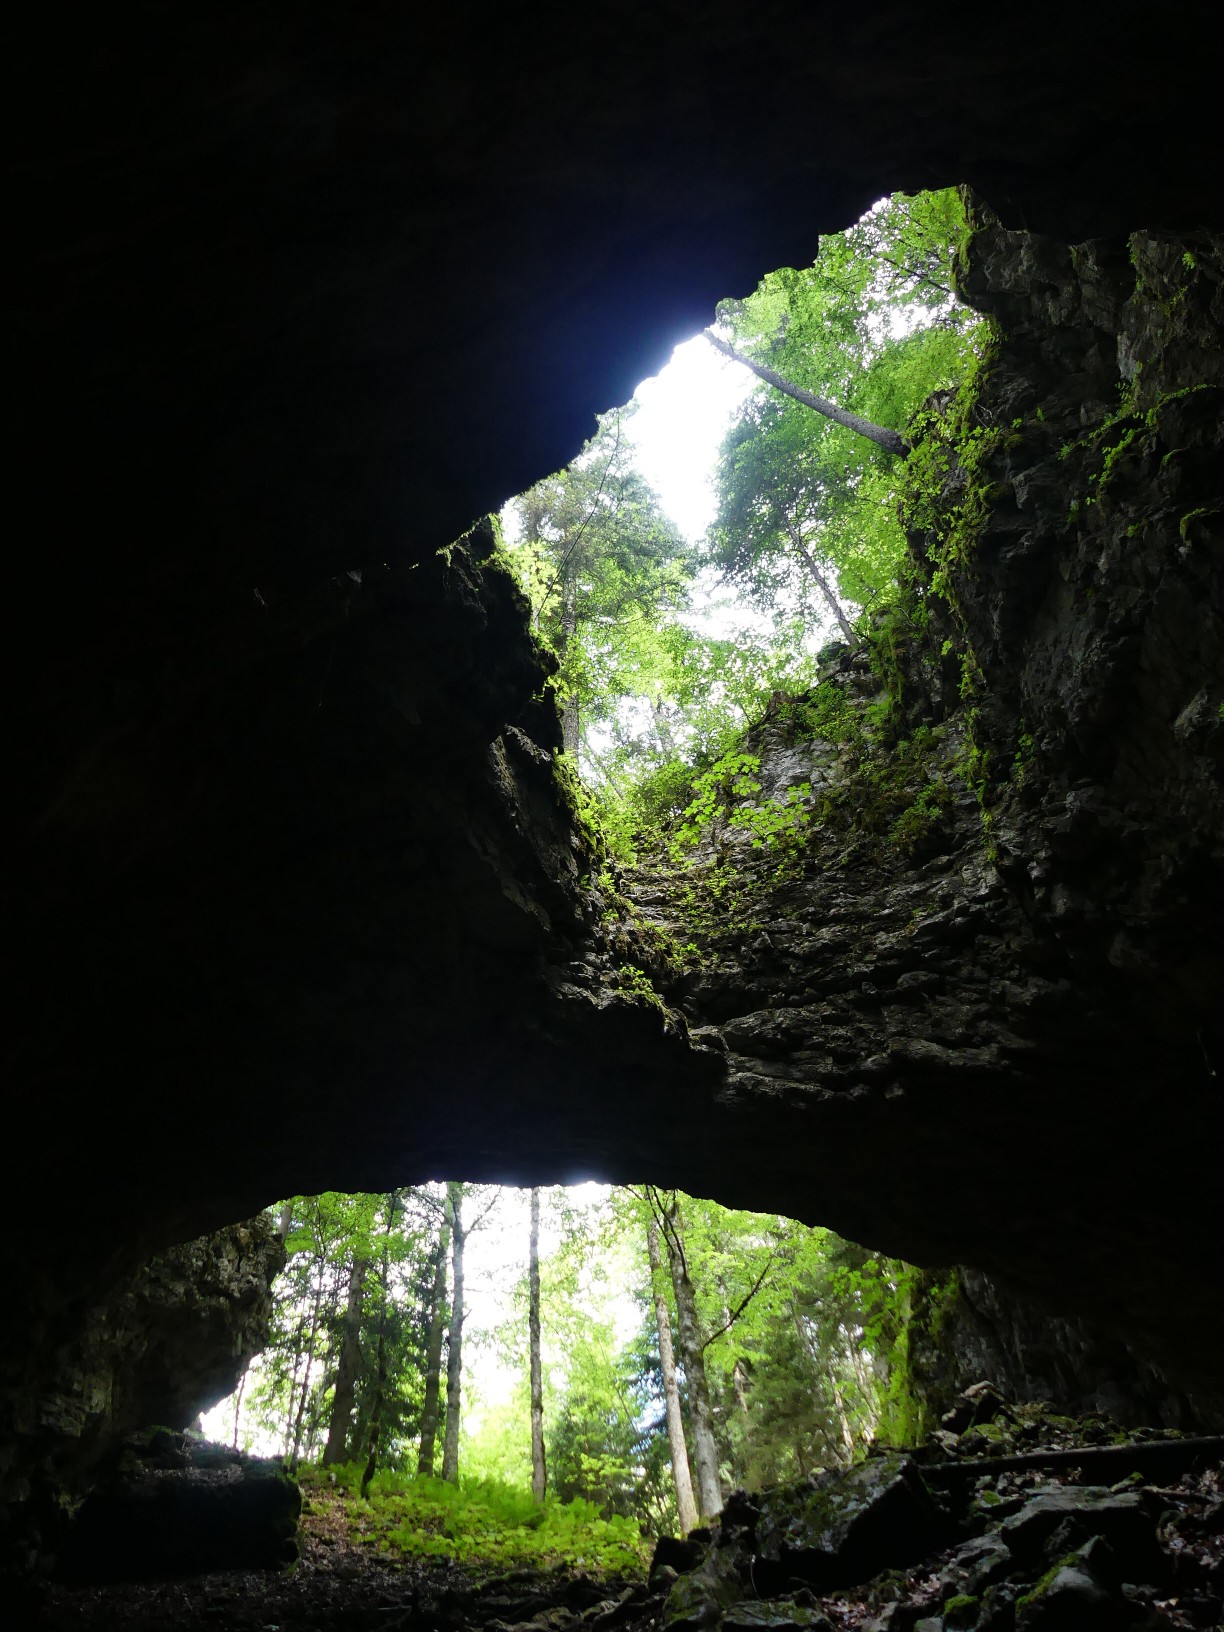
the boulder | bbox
[752,1455,946,1590]
[1001,1486,1161,1576]
[61,1433,300,1581]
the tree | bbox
[650,1189,723,1519]
[529,1187,547,1502]
[509,413,695,764]
[439,1182,502,1485]
[323,1251,369,1464]
[704,330,909,456]
[441,1181,466,1484]
[645,1212,698,1533]
[708,188,983,632]
[360,1189,403,1495]
[416,1190,452,1476]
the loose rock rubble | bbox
[27,1392,1222,1631]
[653,1393,1222,1631]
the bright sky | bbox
[626,335,753,543]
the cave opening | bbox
[12,5,1224,1616]
[200,1180,920,1542]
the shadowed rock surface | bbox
[2,1219,284,1570]
[6,0,1224,1570]
[623,211,1223,1405]
[61,1431,300,1581]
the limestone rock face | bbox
[623,217,1223,1405]
[906,1267,1207,1431]
[7,0,1224,1565]
[2,1217,284,1565]
[61,1432,301,1581]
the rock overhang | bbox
[6,1,1224,1525]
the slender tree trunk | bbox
[657,1196,723,1519]
[441,1183,466,1484]
[732,1357,751,1423]
[283,1340,303,1461]
[529,1188,547,1502]
[828,1362,857,1464]
[289,1258,325,1471]
[231,1363,248,1451]
[417,1195,453,1476]
[360,1315,388,1498]
[323,1255,368,1465]
[277,1200,294,1240]
[559,566,580,757]
[651,697,678,757]
[782,519,858,645]
[704,330,910,456]
[360,1191,400,1497]
[646,1215,699,1533]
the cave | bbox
[7,0,1223,1590]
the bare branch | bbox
[705,331,909,457]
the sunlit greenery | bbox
[224,1185,928,1557]
[302,1462,648,1574]
[499,188,983,859]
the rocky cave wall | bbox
[7,0,1224,1557]
[622,206,1222,1407]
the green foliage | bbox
[900,337,1004,610]
[235,1189,445,1469]
[505,413,696,758]
[673,752,763,850]
[312,1468,648,1575]
[497,189,985,867]
[708,189,985,630]
[613,962,667,1012]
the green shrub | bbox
[339,1471,648,1576]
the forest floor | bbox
[30,1481,652,1631]
[28,1402,1224,1631]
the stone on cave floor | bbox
[941,1384,1014,1436]
[1000,1486,1165,1579]
[1013,1559,1158,1631]
[28,1391,1223,1630]
[722,1605,835,1631]
[750,1454,947,1590]
[60,1430,300,1582]
[653,1390,1224,1632]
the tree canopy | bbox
[707,189,982,628]
[496,188,982,857]
[215,1183,934,1555]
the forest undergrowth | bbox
[303,1465,649,1575]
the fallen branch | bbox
[919,1435,1224,1484]
[704,330,910,457]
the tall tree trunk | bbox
[323,1255,368,1465]
[529,1188,547,1502]
[704,331,910,456]
[360,1190,400,1497]
[231,1362,249,1451]
[656,1195,723,1520]
[782,519,859,645]
[828,1359,857,1464]
[559,562,580,757]
[732,1357,751,1423]
[289,1257,326,1471]
[417,1194,453,1476]
[441,1183,466,1484]
[646,1214,698,1533]
[651,697,678,757]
